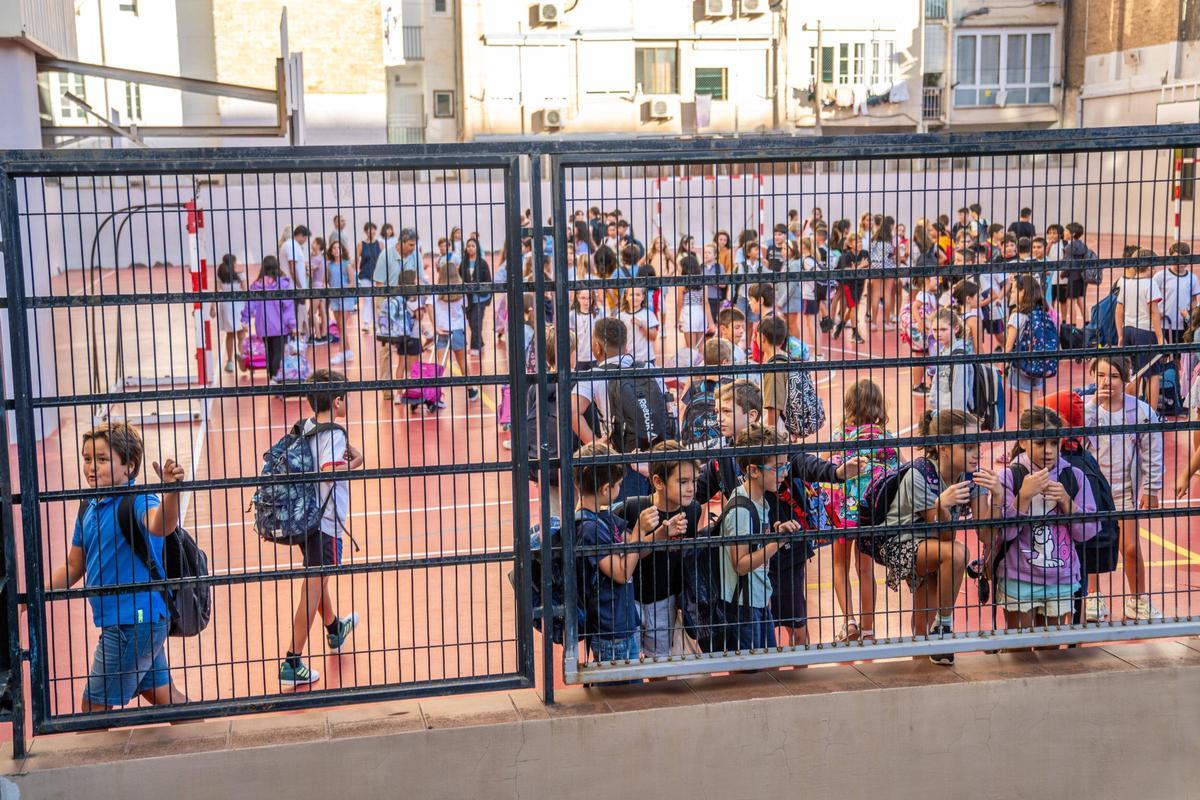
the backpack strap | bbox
[712,493,764,608]
[113,495,172,609]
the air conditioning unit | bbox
[740,0,767,13]
[537,2,562,23]
[704,0,733,16]
[542,108,565,129]
[646,98,678,120]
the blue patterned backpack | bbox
[1013,306,1060,378]
[252,419,346,545]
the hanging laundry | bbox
[888,80,911,103]
[835,87,855,108]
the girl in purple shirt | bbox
[995,407,1100,627]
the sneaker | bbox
[467,387,481,401]
[326,612,360,651]
[832,321,847,337]
[328,334,341,344]
[330,350,355,366]
[224,359,235,373]
[1125,595,1163,621]
[912,383,930,394]
[851,332,867,344]
[279,658,320,686]
[927,623,954,665]
[1085,596,1108,622]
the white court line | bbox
[209,411,498,434]
[193,498,523,532]
[210,543,507,577]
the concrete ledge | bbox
[6,640,1200,799]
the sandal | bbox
[836,619,862,642]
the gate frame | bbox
[0,147,537,738]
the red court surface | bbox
[13,240,1200,729]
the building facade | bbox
[36,0,1078,147]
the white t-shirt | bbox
[1116,275,1163,331]
[303,418,350,537]
[432,295,466,333]
[281,239,309,290]
[1152,269,1200,330]
[617,309,660,364]
[569,309,600,364]
[574,353,635,438]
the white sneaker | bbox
[1125,595,1163,621]
[224,359,235,373]
[1084,596,1108,622]
[330,350,355,366]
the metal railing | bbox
[926,0,947,20]
[922,86,944,120]
[2,124,1200,751]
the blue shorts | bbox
[85,619,171,707]
[435,330,466,352]
[1009,367,1045,394]
[720,603,777,651]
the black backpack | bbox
[601,361,676,453]
[526,512,590,646]
[1060,443,1120,575]
[679,494,763,653]
[81,497,212,638]
[679,378,722,446]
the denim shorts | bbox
[85,619,171,707]
[435,330,466,352]
[1009,367,1044,395]
[588,631,641,663]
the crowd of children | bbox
[69,203,1188,711]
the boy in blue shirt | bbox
[49,422,188,711]
[574,442,666,663]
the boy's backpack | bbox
[376,295,417,343]
[1061,441,1121,575]
[856,457,941,561]
[767,354,825,438]
[1083,285,1120,348]
[1158,361,1185,417]
[951,345,1003,431]
[1078,247,1102,284]
[252,420,347,546]
[679,494,762,653]
[679,378,722,446]
[86,497,212,638]
[775,472,839,559]
[601,361,676,453]
[1013,306,1060,378]
[527,513,590,646]
[527,384,600,472]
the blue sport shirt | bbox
[71,485,168,628]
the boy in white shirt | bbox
[281,369,364,686]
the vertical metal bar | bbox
[548,155,576,696]
[0,171,45,740]
[505,157,537,690]
[0,171,25,758]
[526,154,559,703]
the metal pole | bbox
[814,21,823,136]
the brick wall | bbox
[1081,0,1181,57]
[211,0,383,94]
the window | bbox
[59,73,86,119]
[695,67,728,100]
[809,46,834,84]
[433,90,454,118]
[119,0,138,12]
[635,47,678,95]
[432,0,447,12]
[954,29,1053,107]
[125,83,142,121]
[870,40,895,85]
[812,41,885,85]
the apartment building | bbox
[31,0,1075,147]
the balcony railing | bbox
[926,0,947,20]
[922,86,944,120]
[403,25,423,61]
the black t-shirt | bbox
[1008,220,1037,240]
[766,243,788,272]
[616,495,704,604]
